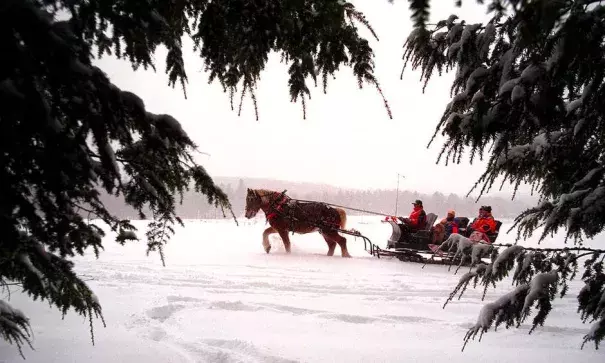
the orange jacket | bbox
[471,213,496,234]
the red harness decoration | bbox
[265,193,288,223]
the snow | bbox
[520,64,542,84]
[460,27,472,44]
[573,168,603,190]
[513,251,535,281]
[581,186,605,213]
[101,143,120,177]
[446,24,464,44]
[448,41,462,59]
[547,39,565,71]
[120,91,146,112]
[452,90,468,103]
[19,254,47,289]
[446,15,459,28]
[492,245,524,272]
[445,112,462,126]
[511,84,526,102]
[522,271,559,312]
[434,31,448,41]
[566,98,583,114]
[473,284,529,332]
[497,131,567,166]
[465,66,488,92]
[499,78,519,95]
[0,300,27,321]
[0,217,604,362]
[471,243,492,265]
[499,49,517,88]
[152,114,188,138]
[479,24,496,59]
[471,90,484,104]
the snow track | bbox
[0,218,604,362]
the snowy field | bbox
[1,215,604,363]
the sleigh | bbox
[377,214,503,264]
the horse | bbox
[244,188,351,257]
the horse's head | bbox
[245,188,263,219]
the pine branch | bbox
[0,300,33,359]
[437,240,605,350]
[402,0,605,246]
[407,0,431,30]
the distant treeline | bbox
[97,176,532,221]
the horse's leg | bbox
[325,231,351,258]
[262,227,276,253]
[320,231,337,256]
[276,228,292,254]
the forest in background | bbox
[97,176,536,222]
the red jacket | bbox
[471,213,496,234]
[408,206,427,229]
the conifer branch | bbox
[435,237,605,350]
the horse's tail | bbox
[335,208,347,229]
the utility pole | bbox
[394,173,405,216]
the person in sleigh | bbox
[439,209,459,240]
[395,199,427,233]
[468,205,496,243]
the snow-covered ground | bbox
[1,216,603,362]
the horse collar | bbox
[265,193,288,223]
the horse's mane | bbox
[252,188,282,197]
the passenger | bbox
[439,210,459,239]
[397,200,427,232]
[468,206,496,243]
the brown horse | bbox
[244,188,351,257]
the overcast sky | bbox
[93,0,527,197]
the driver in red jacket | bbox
[398,200,427,232]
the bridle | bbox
[247,189,289,221]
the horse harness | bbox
[261,190,341,232]
[264,191,290,224]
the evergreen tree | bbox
[402,0,605,350]
[0,0,387,356]
[6,0,604,355]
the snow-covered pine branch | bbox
[402,0,605,245]
[437,241,604,350]
[402,0,605,350]
[0,300,33,359]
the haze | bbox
[93,0,522,197]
